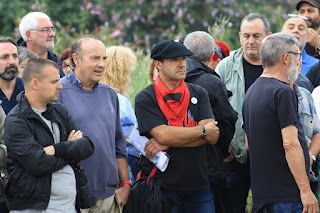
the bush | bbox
[0,0,300,104]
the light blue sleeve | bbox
[117,93,138,136]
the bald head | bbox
[282,17,308,49]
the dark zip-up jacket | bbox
[5,92,94,211]
[185,58,238,184]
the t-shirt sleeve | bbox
[135,88,167,136]
[276,89,299,130]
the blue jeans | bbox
[265,203,303,213]
[127,154,139,184]
[161,187,215,213]
[223,158,251,213]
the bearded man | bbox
[243,33,318,213]
[297,0,320,58]
[0,37,24,114]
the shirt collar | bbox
[67,70,99,89]
[293,83,303,100]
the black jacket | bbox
[185,58,238,184]
[17,38,65,78]
[5,92,94,211]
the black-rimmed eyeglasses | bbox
[287,51,302,60]
[30,27,56,33]
[60,64,73,70]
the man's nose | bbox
[248,36,254,44]
[9,56,17,65]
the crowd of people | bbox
[1,0,320,213]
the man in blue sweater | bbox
[57,36,129,212]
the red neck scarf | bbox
[154,77,190,127]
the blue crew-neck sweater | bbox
[57,75,127,199]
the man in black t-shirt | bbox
[135,40,220,212]
[243,33,318,213]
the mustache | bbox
[5,64,18,72]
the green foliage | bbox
[0,0,303,105]
[0,0,298,52]
[129,50,152,106]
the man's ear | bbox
[26,31,32,41]
[283,52,290,65]
[72,53,80,65]
[31,78,39,90]
[209,51,217,63]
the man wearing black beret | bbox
[135,40,220,212]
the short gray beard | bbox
[287,56,299,84]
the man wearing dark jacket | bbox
[184,31,238,213]
[17,12,65,77]
[5,58,94,212]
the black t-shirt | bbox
[306,62,320,88]
[135,83,214,191]
[243,77,310,205]
[243,58,263,92]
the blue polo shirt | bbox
[0,77,24,115]
[301,49,319,76]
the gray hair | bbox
[240,13,270,35]
[19,12,51,42]
[260,33,300,68]
[183,31,215,62]
[17,47,38,63]
[70,35,101,67]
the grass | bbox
[247,190,253,212]
[129,52,152,106]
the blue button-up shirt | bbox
[294,84,320,146]
[67,70,98,89]
[0,77,24,115]
[301,49,319,76]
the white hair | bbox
[19,12,51,41]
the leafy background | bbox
[0,0,298,102]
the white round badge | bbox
[191,97,198,104]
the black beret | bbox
[151,40,193,60]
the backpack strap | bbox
[146,166,158,187]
